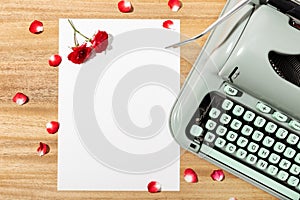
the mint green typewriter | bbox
[169,0,300,199]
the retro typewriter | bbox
[169,0,300,199]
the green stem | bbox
[73,32,79,46]
[68,19,90,41]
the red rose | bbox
[91,30,108,53]
[68,43,93,64]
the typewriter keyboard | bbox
[187,88,300,199]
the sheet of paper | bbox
[58,19,180,191]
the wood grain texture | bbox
[0,0,277,199]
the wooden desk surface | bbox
[0,0,277,199]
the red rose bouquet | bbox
[67,19,109,64]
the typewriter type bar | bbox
[268,0,300,19]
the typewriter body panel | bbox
[170,0,300,199]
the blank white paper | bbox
[58,19,180,191]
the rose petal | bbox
[29,20,44,34]
[162,20,174,29]
[211,169,225,181]
[118,0,133,13]
[12,92,29,105]
[46,121,60,134]
[48,54,62,67]
[228,197,237,200]
[37,142,49,156]
[147,181,161,193]
[168,0,182,12]
[184,168,198,183]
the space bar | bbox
[200,145,299,200]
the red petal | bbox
[48,54,62,67]
[12,92,29,105]
[162,20,174,29]
[168,0,182,12]
[147,181,161,193]
[37,142,49,156]
[211,169,225,181]
[184,168,198,183]
[46,121,60,134]
[118,0,133,13]
[29,20,44,34]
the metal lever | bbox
[165,0,252,49]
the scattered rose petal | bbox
[184,168,198,183]
[37,142,49,156]
[91,30,109,53]
[12,92,29,105]
[168,0,182,12]
[48,54,62,67]
[46,121,60,134]
[68,43,93,64]
[29,20,44,34]
[162,20,174,29]
[147,181,161,193]
[228,197,237,200]
[211,169,225,181]
[118,0,133,13]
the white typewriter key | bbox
[272,112,288,122]
[237,136,248,148]
[252,130,264,142]
[216,125,227,136]
[275,128,288,139]
[215,137,226,148]
[226,131,238,142]
[189,142,200,153]
[205,120,217,131]
[283,147,296,159]
[267,165,278,176]
[241,125,253,136]
[295,153,300,164]
[265,122,277,133]
[243,111,255,122]
[232,105,244,116]
[277,170,289,181]
[279,159,291,170]
[222,99,234,111]
[230,119,242,130]
[225,143,236,154]
[287,133,299,145]
[258,147,270,159]
[289,120,300,131]
[256,102,271,114]
[224,85,238,96]
[236,148,247,159]
[268,153,280,164]
[247,142,259,153]
[287,176,299,187]
[209,108,221,119]
[219,113,231,125]
[289,164,300,175]
[246,154,257,165]
[204,132,215,143]
[190,125,203,137]
[256,159,268,170]
[254,116,266,128]
[273,142,286,153]
[262,136,275,147]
